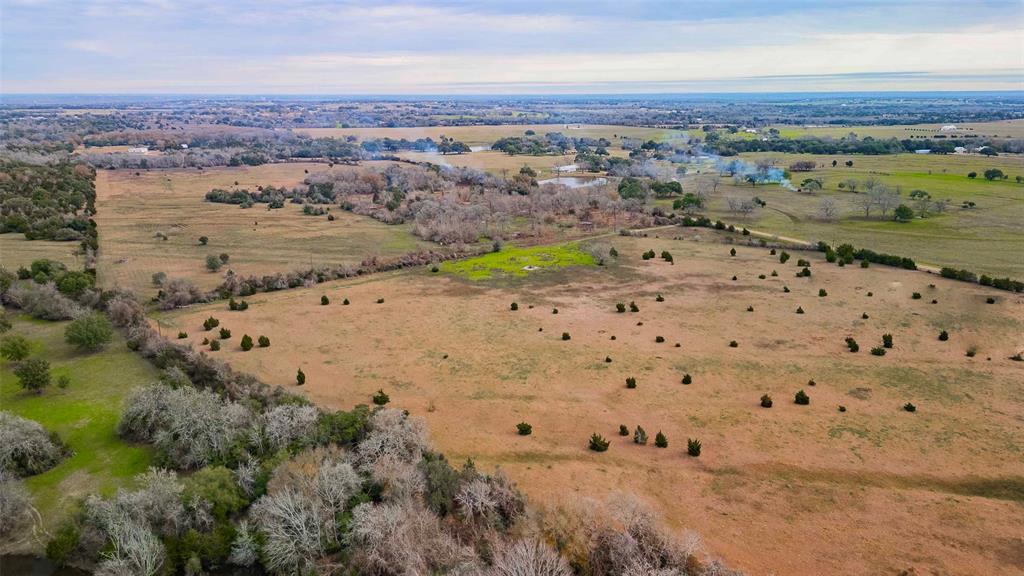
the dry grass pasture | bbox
[94,162,432,296]
[767,118,1024,140]
[158,233,1024,576]
[0,234,82,271]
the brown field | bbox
[769,119,1024,140]
[296,124,687,146]
[158,232,1024,575]
[94,162,432,296]
[0,234,82,271]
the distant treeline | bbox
[709,134,1023,156]
[0,160,98,253]
[492,132,613,155]
[360,135,470,154]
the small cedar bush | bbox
[619,424,629,436]
[203,317,220,331]
[681,374,692,385]
[912,292,922,300]
[655,336,665,343]
[797,259,810,267]
[779,251,790,263]
[783,286,791,293]
[633,426,648,445]
[589,433,610,452]
[807,379,816,386]
[177,331,188,339]
[986,297,995,304]
[871,347,886,356]
[431,265,439,273]
[758,274,766,280]
[760,394,773,408]
[321,295,330,305]
[862,313,869,319]
[516,422,532,436]
[561,332,571,341]
[845,337,859,353]
[372,389,390,405]
[730,248,736,257]
[240,334,253,351]
[629,301,639,312]
[616,302,626,313]
[510,302,518,311]
[797,267,811,277]
[656,294,665,302]
[258,335,270,348]
[860,260,869,268]
[210,340,221,351]
[238,300,248,311]
[794,390,810,405]
[938,330,949,341]
[882,333,893,348]
[655,431,668,448]
[296,369,306,385]
[818,288,828,297]
[839,405,847,412]
[903,402,916,412]
[219,328,231,340]
[770,248,777,255]
[729,340,738,348]
[965,346,977,358]
[605,356,612,363]
[867,292,873,297]
[771,270,778,277]
[746,305,754,312]
[201,337,209,345]
[796,306,805,314]
[343,298,350,305]
[731,275,737,281]
[377,298,385,304]
[687,438,702,457]
[625,376,637,389]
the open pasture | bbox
[677,152,1024,277]
[395,149,626,178]
[767,119,1024,140]
[158,233,1024,576]
[296,124,688,146]
[0,317,158,550]
[94,162,431,296]
[0,235,82,272]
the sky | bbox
[1,0,1022,94]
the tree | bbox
[516,422,532,436]
[240,334,254,351]
[882,333,893,348]
[633,425,648,445]
[654,431,668,448]
[687,438,701,457]
[64,313,113,351]
[372,389,390,405]
[296,369,306,386]
[893,204,914,222]
[967,172,977,179]
[794,390,810,405]
[258,335,270,348]
[984,168,1005,181]
[760,394,773,408]
[321,295,330,305]
[206,254,223,272]
[588,433,609,452]
[199,236,209,245]
[15,358,50,393]
[1,335,31,361]
[842,178,859,194]
[818,198,839,221]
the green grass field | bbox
[439,243,596,280]
[0,316,158,543]
[0,235,82,272]
[673,153,1024,277]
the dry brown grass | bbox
[0,234,81,271]
[158,232,1024,575]
[94,162,432,296]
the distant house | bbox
[914,149,931,154]
[954,146,967,154]
[127,146,148,154]
[744,128,758,134]
[939,125,957,132]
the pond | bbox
[537,177,608,189]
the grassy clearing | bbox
[0,317,158,542]
[439,243,596,280]
[94,162,432,296]
[0,234,82,272]
[764,119,1024,140]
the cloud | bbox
[66,40,114,54]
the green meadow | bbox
[439,242,596,280]
[0,317,158,538]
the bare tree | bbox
[842,178,859,194]
[491,539,571,576]
[818,198,840,221]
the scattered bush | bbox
[219,328,232,340]
[203,316,220,331]
[903,402,917,413]
[882,333,893,348]
[372,389,390,406]
[561,332,571,341]
[655,335,665,343]
[510,302,518,311]
[729,340,738,348]
[681,374,692,385]
[516,422,532,436]
[618,425,629,436]
[629,301,639,313]
[0,411,64,476]
[177,331,188,339]
[845,337,859,352]
[210,339,221,351]
[818,288,828,297]
[760,394,773,408]
[206,254,223,272]
[321,295,330,305]
[615,302,626,313]
[633,426,648,445]
[589,433,610,452]
[965,346,977,358]
[794,390,810,405]
[687,438,701,457]
[938,330,949,341]
[258,335,270,348]
[783,286,790,293]
[552,308,558,314]
[986,297,995,304]
[14,358,50,393]
[1,335,31,362]
[625,377,637,389]
[729,248,736,257]
[654,431,668,448]
[343,298,350,305]
[870,347,886,356]
[64,312,113,351]
[296,368,306,385]
[377,298,385,304]
[746,305,754,312]
[240,334,254,351]
[655,294,664,302]
[911,292,922,300]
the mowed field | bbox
[677,153,1024,277]
[296,124,688,146]
[158,233,1024,576]
[94,162,432,296]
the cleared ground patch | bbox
[159,232,1024,576]
[94,162,432,296]
[0,317,158,552]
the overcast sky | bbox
[2,0,1022,94]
